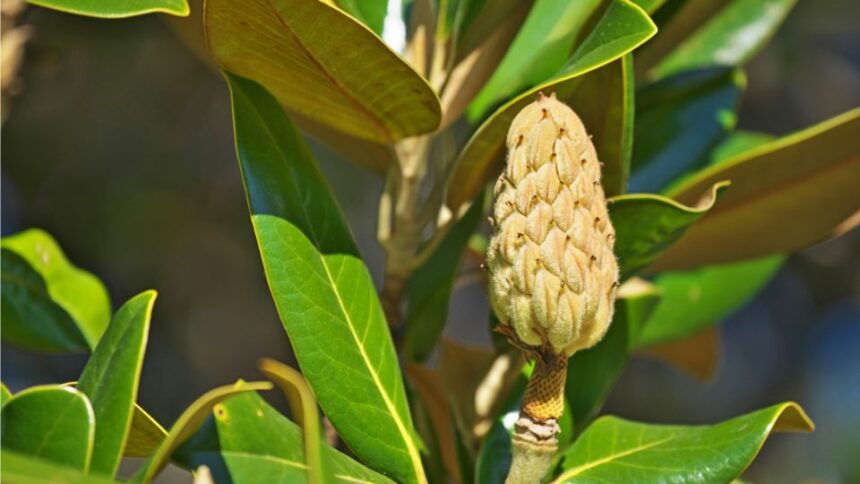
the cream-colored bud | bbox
[487,93,618,357]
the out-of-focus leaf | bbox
[0,383,11,408]
[135,381,273,482]
[609,181,728,279]
[206,0,440,144]
[467,0,602,121]
[78,291,156,476]
[455,0,531,60]
[447,0,656,216]
[125,404,168,458]
[641,326,720,381]
[404,191,487,362]
[565,280,661,433]
[629,67,745,193]
[632,0,666,13]
[474,377,525,484]
[1,451,117,484]
[173,390,392,483]
[335,0,388,35]
[652,108,860,272]
[1,385,95,471]
[638,255,784,347]
[551,402,814,482]
[226,74,425,483]
[26,0,188,18]
[2,229,111,350]
[650,0,798,79]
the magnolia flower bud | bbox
[488,93,619,358]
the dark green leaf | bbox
[2,229,112,350]
[173,391,393,483]
[609,181,728,279]
[652,108,860,271]
[638,255,784,347]
[226,73,425,483]
[205,0,440,144]
[1,383,11,408]
[78,291,156,476]
[552,402,813,482]
[1,385,95,471]
[1,451,116,484]
[27,0,188,17]
[629,67,745,193]
[404,191,487,362]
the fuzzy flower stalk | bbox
[487,93,619,483]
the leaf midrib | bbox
[553,435,674,482]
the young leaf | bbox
[551,402,814,482]
[1,451,117,484]
[124,404,168,458]
[637,255,784,347]
[226,73,425,483]
[135,381,274,482]
[652,108,860,272]
[206,0,441,144]
[26,0,188,18]
[2,229,111,350]
[629,67,745,193]
[609,181,728,279]
[0,383,11,408]
[447,0,656,216]
[1,385,95,472]
[172,390,394,483]
[78,291,156,476]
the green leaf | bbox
[205,0,440,144]
[650,0,798,79]
[707,131,774,167]
[652,108,860,272]
[404,191,487,362]
[1,385,95,472]
[78,291,156,476]
[226,73,425,483]
[1,451,117,484]
[1,383,11,408]
[551,402,814,482]
[173,390,393,483]
[125,404,167,458]
[1,250,89,353]
[26,0,189,17]
[609,181,728,279]
[2,228,111,350]
[135,381,274,482]
[474,377,526,484]
[447,0,656,216]
[630,67,745,193]
[334,0,388,35]
[467,0,603,121]
[565,281,661,432]
[638,255,784,347]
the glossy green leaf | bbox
[652,108,860,272]
[335,0,388,35]
[404,191,487,362]
[551,402,814,482]
[26,0,188,18]
[1,385,95,471]
[1,383,11,408]
[78,291,156,476]
[226,73,425,483]
[1,451,117,484]
[173,390,393,483]
[1,249,89,353]
[651,0,798,79]
[125,404,168,458]
[206,0,440,144]
[447,0,656,216]
[467,0,602,121]
[136,381,274,482]
[2,228,111,350]
[638,255,784,347]
[629,67,745,193]
[609,181,728,279]
[565,281,661,433]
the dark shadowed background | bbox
[2,0,858,482]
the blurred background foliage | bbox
[1,0,858,482]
